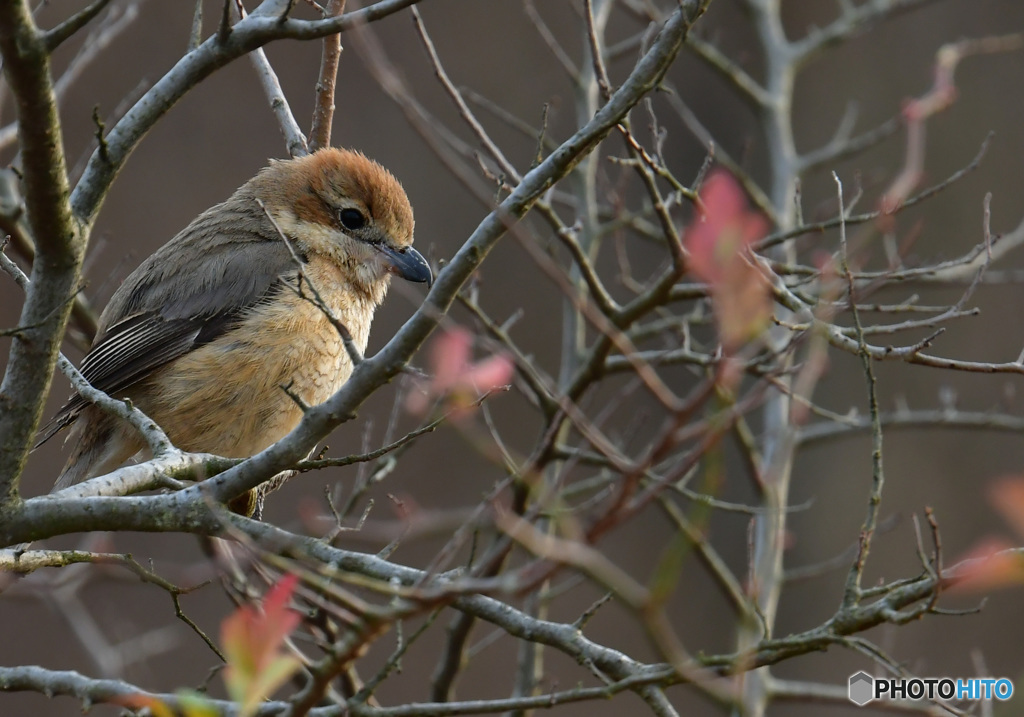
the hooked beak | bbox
[379,244,432,286]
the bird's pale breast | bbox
[137,255,374,458]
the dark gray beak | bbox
[380,244,432,286]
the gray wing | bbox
[37,197,301,446]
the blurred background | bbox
[3,0,1024,714]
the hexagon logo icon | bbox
[849,671,874,706]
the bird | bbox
[38,147,431,516]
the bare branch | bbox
[0,172,98,345]
[791,0,941,67]
[410,6,521,183]
[0,1,84,505]
[40,0,112,51]
[235,0,309,157]
[308,0,346,153]
[685,35,769,109]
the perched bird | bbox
[39,148,431,515]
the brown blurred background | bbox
[3,1,1024,714]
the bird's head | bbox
[255,148,431,301]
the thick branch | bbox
[0,1,84,505]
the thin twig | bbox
[234,0,309,157]
[833,171,885,608]
[308,0,346,152]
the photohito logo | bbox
[848,672,1014,706]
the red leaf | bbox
[430,326,473,388]
[684,170,771,352]
[947,538,1024,593]
[407,326,513,417]
[221,574,302,713]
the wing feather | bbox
[36,192,302,447]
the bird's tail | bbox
[52,410,141,491]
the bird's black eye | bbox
[339,208,367,231]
